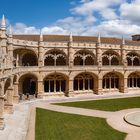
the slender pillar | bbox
[48,80,50,92]
[54,80,56,92]
[83,79,85,90]
[16,54,19,67]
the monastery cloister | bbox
[0,15,140,129]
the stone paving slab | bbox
[1,93,140,140]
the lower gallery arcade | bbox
[6,71,139,100]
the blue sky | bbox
[0,0,73,27]
[1,0,140,38]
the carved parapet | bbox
[12,39,38,47]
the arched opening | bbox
[4,78,11,103]
[111,57,119,65]
[13,49,38,66]
[102,51,120,66]
[19,74,37,95]
[56,56,66,66]
[128,73,140,88]
[22,53,38,66]
[44,56,54,66]
[102,72,120,90]
[44,50,67,66]
[74,56,83,65]
[74,50,95,66]
[85,56,94,65]
[102,56,109,65]
[44,74,67,93]
[74,73,94,92]
[127,52,140,66]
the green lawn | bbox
[35,108,126,140]
[55,96,140,111]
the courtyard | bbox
[1,93,140,140]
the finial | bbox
[97,32,101,44]
[40,29,43,42]
[9,25,13,37]
[122,36,125,45]
[1,15,6,30]
[70,32,73,42]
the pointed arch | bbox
[102,72,123,92]
[74,50,95,66]
[128,72,140,88]
[13,49,38,66]
[126,52,140,66]
[102,50,120,66]
[44,49,67,66]
[43,73,68,94]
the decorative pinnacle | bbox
[70,32,73,42]
[40,29,43,42]
[1,15,6,30]
[97,32,101,44]
[122,36,125,45]
[9,25,13,37]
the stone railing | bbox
[1,65,140,80]
[13,39,38,47]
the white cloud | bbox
[120,0,140,24]
[72,0,123,20]
[4,0,140,39]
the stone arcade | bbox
[0,15,140,129]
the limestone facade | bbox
[0,15,140,129]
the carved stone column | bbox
[120,77,128,93]
[95,78,103,95]
[37,80,44,98]
[13,82,19,103]
[96,43,102,67]
[0,96,5,129]
[68,41,74,68]
[38,42,44,67]
[67,79,74,97]
[4,86,14,114]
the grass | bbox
[55,96,140,111]
[35,108,126,140]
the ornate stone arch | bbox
[43,72,69,94]
[102,71,124,92]
[127,72,140,88]
[73,72,98,93]
[102,50,120,65]
[18,73,38,95]
[13,48,38,66]
[44,49,68,66]
[126,51,140,66]
[74,49,95,66]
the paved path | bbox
[1,93,140,140]
[33,103,140,140]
